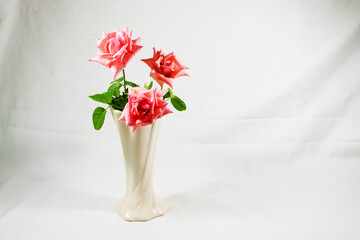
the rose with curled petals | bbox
[89,26,143,80]
[141,48,189,88]
[118,87,172,132]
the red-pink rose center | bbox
[137,100,151,116]
[160,58,175,77]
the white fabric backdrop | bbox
[1,0,360,239]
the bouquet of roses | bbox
[89,25,188,131]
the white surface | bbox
[1,0,360,239]
[111,109,167,221]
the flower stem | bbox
[122,69,126,93]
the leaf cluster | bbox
[90,76,137,130]
[163,88,186,111]
[90,77,187,130]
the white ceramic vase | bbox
[110,108,168,221]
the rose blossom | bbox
[118,87,172,131]
[89,26,142,80]
[128,86,167,99]
[141,48,189,88]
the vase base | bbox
[116,196,168,221]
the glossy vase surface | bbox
[111,108,167,221]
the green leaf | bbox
[171,96,187,111]
[89,92,113,104]
[92,107,107,130]
[108,82,122,97]
[111,94,128,111]
[114,89,120,97]
[124,80,139,87]
[111,76,124,84]
[167,88,174,98]
[145,81,153,90]
[163,91,171,100]
[111,104,123,111]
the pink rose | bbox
[89,26,143,80]
[118,88,172,131]
[128,86,168,99]
[141,48,189,88]
[127,86,148,95]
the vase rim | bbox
[110,107,122,114]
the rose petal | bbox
[142,48,188,88]
[90,26,142,80]
[118,88,173,131]
[149,71,174,88]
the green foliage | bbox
[163,91,171,100]
[162,88,186,111]
[167,88,174,98]
[124,80,139,87]
[89,92,113,104]
[145,81,153,90]
[111,76,124,84]
[111,94,128,111]
[171,96,187,111]
[92,107,106,130]
[114,89,120,98]
[108,82,122,97]
[90,67,187,132]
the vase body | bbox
[111,108,167,221]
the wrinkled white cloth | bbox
[1,0,360,239]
